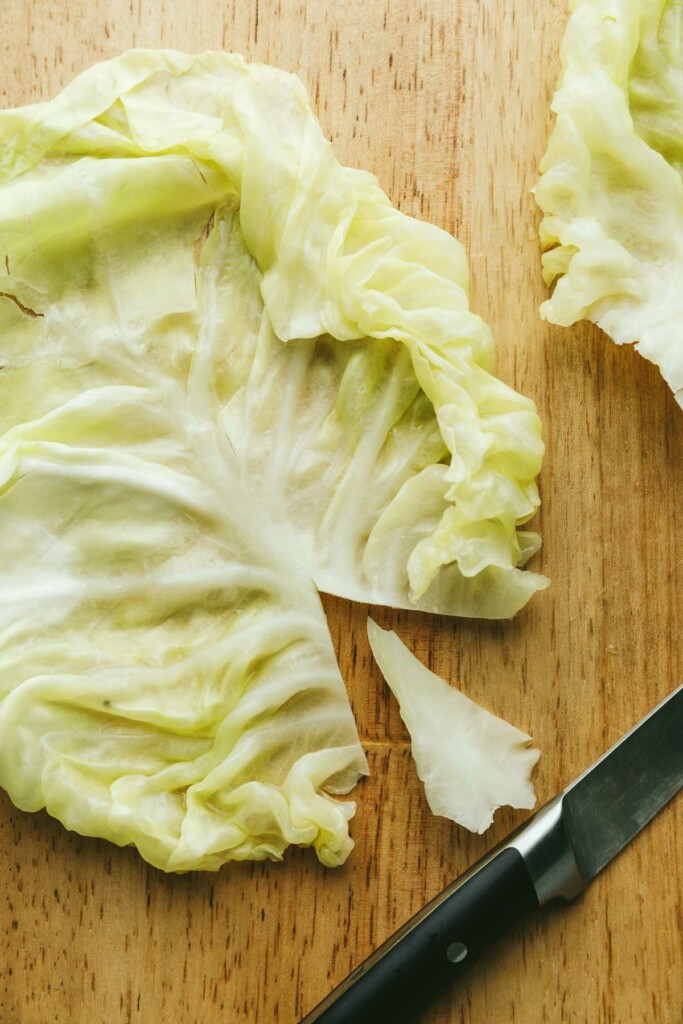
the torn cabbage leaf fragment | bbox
[367,621,539,833]
[534,0,683,407]
[0,50,545,870]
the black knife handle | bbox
[301,847,538,1024]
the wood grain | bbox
[1,2,681,1022]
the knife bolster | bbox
[509,794,586,904]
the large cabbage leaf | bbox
[534,0,683,406]
[0,51,545,869]
[0,50,546,618]
[367,621,539,833]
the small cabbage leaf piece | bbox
[367,620,540,833]
[0,50,545,870]
[534,0,683,406]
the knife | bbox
[300,683,683,1024]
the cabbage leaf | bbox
[367,620,539,833]
[0,51,545,869]
[535,0,683,406]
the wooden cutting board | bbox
[1,2,681,1022]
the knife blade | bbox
[300,683,683,1024]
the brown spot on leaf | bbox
[192,161,207,185]
[193,211,216,266]
[0,291,43,318]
